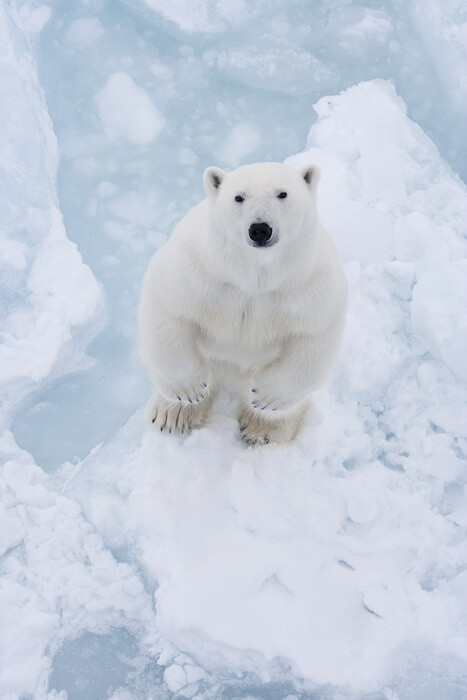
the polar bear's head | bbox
[203,162,320,252]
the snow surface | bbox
[1,0,467,698]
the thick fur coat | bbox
[139,162,347,444]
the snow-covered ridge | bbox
[288,79,467,384]
[0,3,103,416]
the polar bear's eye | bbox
[235,195,244,203]
[277,191,287,199]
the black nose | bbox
[249,222,272,246]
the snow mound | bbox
[67,79,467,696]
[289,79,467,268]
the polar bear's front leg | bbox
[147,392,214,434]
[141,310,216,432]
[248,330,341,412]
[238,331,340,444]
[141,311,212,405]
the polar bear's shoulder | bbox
[141,200,213,315]
[170,199,208,243]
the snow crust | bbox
[1,0,467,698]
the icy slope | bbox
[68,80,467,696]
[0,3,102,414]
[0,5,155,697]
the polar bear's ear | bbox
[204,167,226,197]
[300,164,320,192]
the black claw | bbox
[177,395,181,401]
[203,382,207,388]
[174,404,183,431]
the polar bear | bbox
[139,161,347,444]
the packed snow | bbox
[1,0,466,699]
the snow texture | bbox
[1,0,466,698]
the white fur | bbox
[139,161,347,443]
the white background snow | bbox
[1,0,467,698]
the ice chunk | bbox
[14,3,51,35]
[326,6,394,59]
[214,122,261,167]
[96,72,165,145]
[163,663,187,693]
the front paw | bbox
[238,402,308,445]
[249,385,294,412]
[161,378,210,405]
[147,393,213,434]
